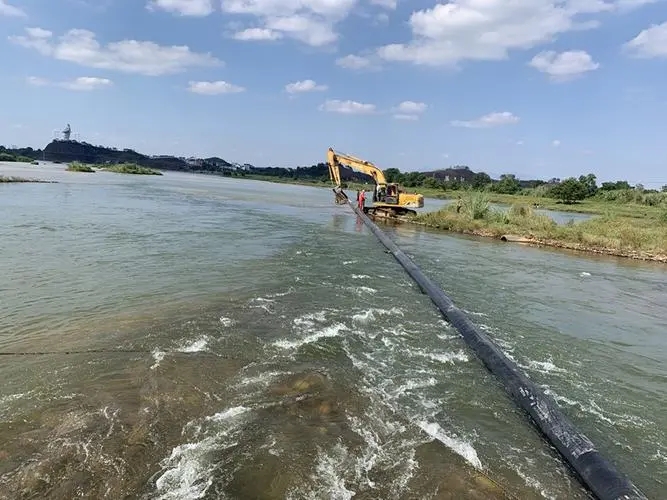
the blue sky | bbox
[1,0,666,184]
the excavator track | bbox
[364,206,417,222]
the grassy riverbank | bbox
[238,175,663,219]
[0,175,55,183]
[67,162,95,173]
[62,162,163,175]
[103,163,162,175]
[415,193,667,262]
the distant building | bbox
[185,157,204,167]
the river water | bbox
[1,162,665,499]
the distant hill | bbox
[1,140,548,189]
[42,140,207,172]
[422,166,476,183]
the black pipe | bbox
[347,201,647,500]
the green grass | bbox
[101,163,162,175]
[0,175,54,183]
[416,194,667,261]
[433,190,666,219]
[66,162,95,173]
[0,152,34,163]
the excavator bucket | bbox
[333,187,348,205]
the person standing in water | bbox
[358,189,366,211]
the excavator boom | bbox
[326,147,424,219]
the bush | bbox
[67,162,95,173]
[102,163,162,175]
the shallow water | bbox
[1,162,665,499]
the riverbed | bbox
[1,162,665,499]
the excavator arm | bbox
[327,147,387,189]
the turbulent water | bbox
[1,162,665,499]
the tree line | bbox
[3,143,664,204]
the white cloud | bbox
[370,0,397,8]
[26,75,113,91]
[61,76,113,91]
[285,79,327,93]
[147,0,214,16]
[616,0,658,9]
[392,100,427,120]
[451,111,519,128]
[319,99,376,114]
[336,54,374,69]
[374,0,651,67]
[393,113,419,121]
[9,27,221,76]
[232,27,282,41]
[516,140,524,145]
[529,50,600,81]
[0,0,25,17]
[395,100,427,113]
[220,0,358,46]
[552,139,561,147]
[623,21,667,58]
[26,76,49,86]
[187,80,245,94]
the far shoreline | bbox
[3,163,665,263]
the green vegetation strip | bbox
[0,175,55,184]
[0,152,33,163]
[65,162,163,175]
[415,193,667,262]
[67,162,95,173]
[102,163,162,175]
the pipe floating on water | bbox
[346,201,647,500]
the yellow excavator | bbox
[327,147,424,219]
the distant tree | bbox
[551,177,588,203]
[491,174,521,194]
[384,168,402,183]
[600,180,632,191]
[578,173,597,196]
[661,185,667,193]
[471,172,492,190]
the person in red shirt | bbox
[358,189,366,211]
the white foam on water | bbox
[290,443,357,500]
[526,359,566,375]
[151,349,166,370]
[343,260,357,265]
[347,286,377,296]
[542,388,615,425]
[248,297,276,313]
[351,307,404,324]
[233,371,290,389]
[267,287,295,298]
[152,406,251,500]
[219,316,235,328]
[0,392,30,404]
[416,421,483,470]
[463,309,489,317]
[343,345,482,479]
[273,323,348,350]
[579,271,591,277]
[351,274,371,279]
[293,310,328,328]
[414,349,470,365]
[512,462,557,500]
[177,337,209,353]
